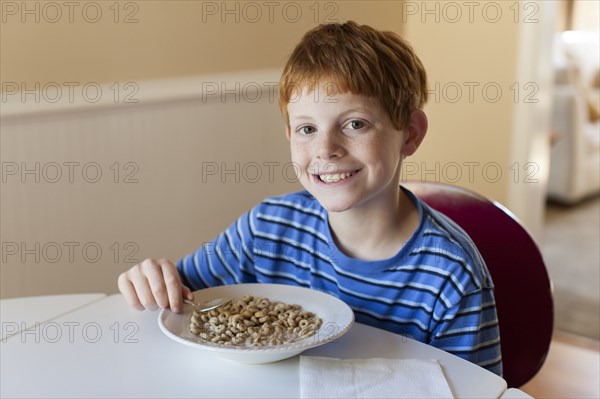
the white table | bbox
[0,293,106,341]
[500,388,533,398]
[1,294,508,398]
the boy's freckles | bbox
[286,87,406,213]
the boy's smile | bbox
[286,86,413,214]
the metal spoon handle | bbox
[183,299,196,308]
[183,297,232,313]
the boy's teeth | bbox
[319,172,353,183]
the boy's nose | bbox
[315,130,344,160]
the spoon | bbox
[183,297,232,313]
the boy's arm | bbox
[177,210,258,291]
[118,210,258,313]
[428,287,503,376]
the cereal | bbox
[189,295,322,347]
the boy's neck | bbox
[327,186,419,261]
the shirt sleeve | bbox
[428,286,503,376]
[176,210,258,290]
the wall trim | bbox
[1,69,282,120]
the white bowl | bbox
[158,283,354,364]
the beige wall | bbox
[402,1,555,235]
[1,73,296,298]
[403,11,517,204]
[1,1,404,85]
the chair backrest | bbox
[404,181,553,388]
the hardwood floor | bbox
[521,331,600,398]
[542,196,599,340]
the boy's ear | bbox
[401,109,428,157]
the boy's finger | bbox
[158,259,184,313]
[117,274,144,311]
[130,271,159,311]
[142,261,170,310]
[182,285,194,301]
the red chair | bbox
[404,181,553,388]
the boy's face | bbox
[286,86,415,213]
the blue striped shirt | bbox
[178,187,502,375]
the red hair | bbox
[279,21,428,130]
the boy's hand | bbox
[117,258,193,313]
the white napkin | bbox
[299,356,454,398]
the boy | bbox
[118,21,502,375]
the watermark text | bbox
[1,1,140,23]
[1,241,140,264]
[401,1,539,24]
[2,162,140,184]
[2,321,139,343]
[2,82,139,104]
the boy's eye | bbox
[345,120,365,130]
[299,126,317,135]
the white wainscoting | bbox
[1,70,301,298]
